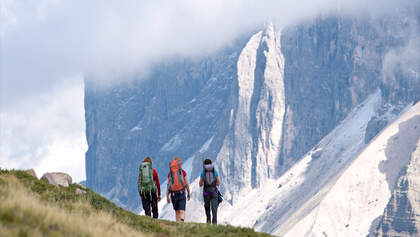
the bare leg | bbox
[179,210,185,221]
[175,210,185,222]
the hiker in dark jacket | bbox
[199,158,220,224]
[138,157,161,218]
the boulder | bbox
[41,172,72,187]
[25,169,37,178]
[75,188,86,195]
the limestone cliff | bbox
[372,137,420,236]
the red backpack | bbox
[168,159,185,192]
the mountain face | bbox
[84,5,420,236]
[372,130,420,237]
[84,35,250,208]
[284,102,420,237]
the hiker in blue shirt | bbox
[199,158,220,224]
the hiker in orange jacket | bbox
[166,157,190,222]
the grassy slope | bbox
[0,170,271,237]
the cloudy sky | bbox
[0,0,414,182]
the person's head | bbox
[174,156,181,163]
[203,158,212,166]
[143,156,152,164]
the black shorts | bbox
[171,192,186,211]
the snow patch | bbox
[161,134,182,152]
[130,126,141,132]
[199,136,214,153]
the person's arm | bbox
[166,189,171,203]
[215,170,220,186]
[184,171,190,201]
[199,170,204,187]
[137,171,142,197]
[153,169,161,201]
[185,180,190,201]
[182,170,190,201]
[167,172,171,203]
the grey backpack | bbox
[203,164,217,193]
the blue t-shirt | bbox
[200,170,218,179]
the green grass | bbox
[0,169,271,237]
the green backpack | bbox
[138,162,157,195]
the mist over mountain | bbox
[84,3,420,236]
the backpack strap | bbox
[178,163,185,190]
[169,168,174,191]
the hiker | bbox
[199,158,220,224]
[166,157,191,222]
[137,157,161,219]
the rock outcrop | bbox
[41,172,73,187]
[25,169,37,178]
[75,188,87,195]
[285,104,420,237]
[372,136,420,236]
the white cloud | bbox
[1,0,414,106]
[0,77,87,182]
[33,136,87,183]
[383,34,420,80]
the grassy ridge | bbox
[0,169,271,237]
